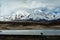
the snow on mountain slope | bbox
[9,7,60,21]
[1,0,60,22]
[0,7,60,21]
[14,9,30,20]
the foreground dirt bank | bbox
[0,24,60,30]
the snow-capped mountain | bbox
[0,7,60,22]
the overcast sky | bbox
[0,0,60,16]
[1,0,60,8]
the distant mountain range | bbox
[0,7,60,23]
